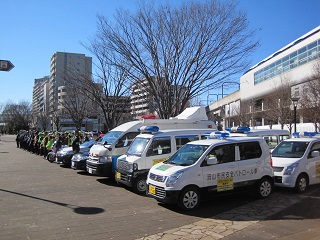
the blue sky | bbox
[1,0,319,105]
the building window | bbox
[254,39,320,84]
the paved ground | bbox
[138,187,320,240]
[1,134,320,240]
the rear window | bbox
[238,141,262,160]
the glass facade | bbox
[254,39,320,84]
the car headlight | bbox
[166,170,184,187]
[59,151,72,157]
[72,155,88,161]
[284,162,299,175]
[99,156,112,163]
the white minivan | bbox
[226,127,290,149]
[115,127,210,194]
[86,107,215,177]
[147,133,273,210]
[272,132,320,193]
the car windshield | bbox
[98,131,123,145]
[81,139,95,147]
[127,137,150,156]
[272,141,309,158]
[165,144,208,166]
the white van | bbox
[115,127,210,194]
[272,132,320,193]
[147,133,273,210]
[86,107,216,177]
[226,127,290,149]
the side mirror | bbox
[207,157,218,165]
[311,151,320,158]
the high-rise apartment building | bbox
[49,52,92,116]
[32,76,50,129]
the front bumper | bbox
[274,173,297,188]
[56,154,73,165]
[146,184,180,205]
[115,170,134,187]
[86,161,113,177]
[71,159,87,170]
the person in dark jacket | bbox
[54,132,63,153]
[16,132,20,148]
[71,130,80,154]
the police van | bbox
[146,132,273,210]
[86,107,216,177]
[115,127,210,194]
[226,127,290,149]
[272,132,320,193]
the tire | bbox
[48,153,55,163]
[133,175,147,195]
[294,174,309,193]
[178,187,200,210]
[256,177,273,199]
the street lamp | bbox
[291,97,300,133]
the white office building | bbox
[208,25,320,131]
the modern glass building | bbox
[208,25,320,129]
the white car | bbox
[272,132,320,193]
[147,133,273,210]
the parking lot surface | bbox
[1,134,319,240]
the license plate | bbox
[115,171,121,179]
[149,185,156,195]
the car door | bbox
[201,143,239,194]
[306,141,320,185]
[237,141,264,186]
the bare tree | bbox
[263,76,292,130]
[93,0,258,118]
[232,100,251,126]
[81,42,132,131]
[52,111,61,132]
[37,112,49,131]
[2,100,32,133]
[299,60,320,131]
[59,71,90,130]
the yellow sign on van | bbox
[153,158,168,165]
[217,178,234,192]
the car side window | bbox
[116,132,139,148]
[202,144,235,166]
[175,135,198,150]
[238,141,262,160]
[308,142,320,158]
[263,135,278,149]
[146,137,171,156]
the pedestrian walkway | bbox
[138,187,320,240]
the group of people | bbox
[16,130,101,158]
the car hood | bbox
[272,157,301,167]
[150,163,189,177]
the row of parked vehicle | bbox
[47,107,320,210]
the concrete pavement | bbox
[138,187,320,240]
[1,134,319,240]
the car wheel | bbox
[256,177,273,199]
[133,175,147,195]
[178,186,200,210]
[48,154,55,163]
[295,174,309,193]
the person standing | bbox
[72,130,80,154]
[16,131,20,148]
